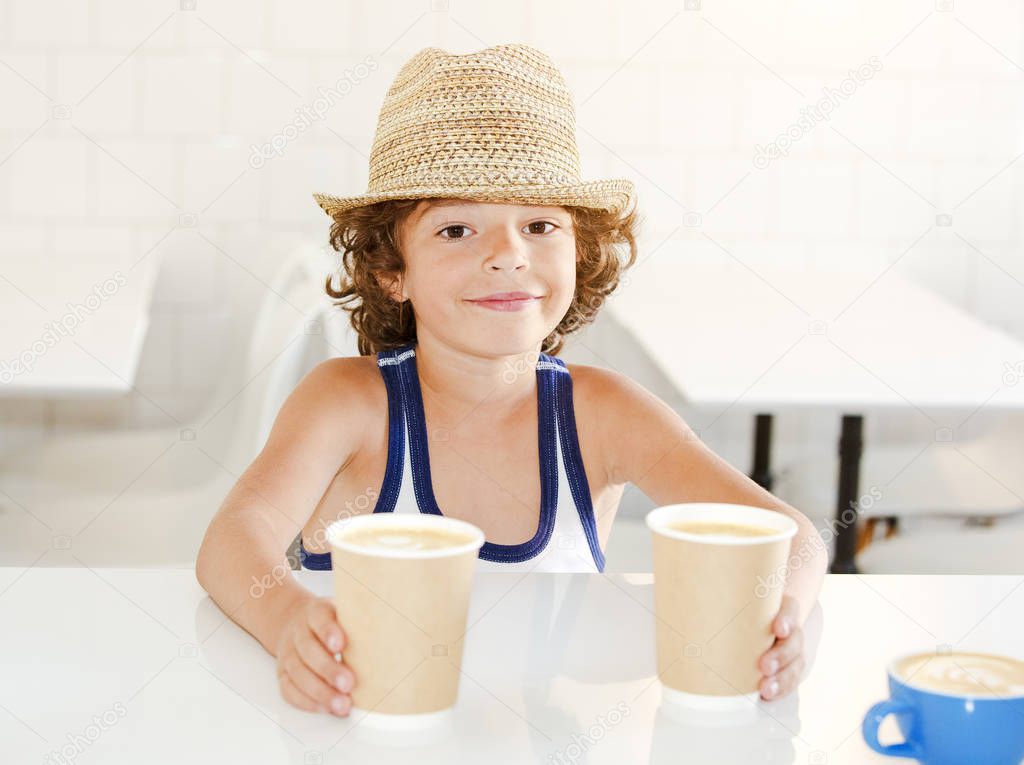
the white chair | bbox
[255,244,360,448]
[0,242,358,568]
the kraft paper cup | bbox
[326,513,485,728]
[645,503,798,711]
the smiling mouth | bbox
[466,294,543,312]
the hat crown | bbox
[367,44,583,194]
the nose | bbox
[482,226,529,273]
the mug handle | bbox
[861,698,922,759]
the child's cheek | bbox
[549,288,576,324]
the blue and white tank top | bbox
[299,342,605,572]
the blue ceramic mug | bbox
[862,651,1024,765]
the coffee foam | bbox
[668,520,779,538]
[647,503,797,546]
[341,527,473,553]
[327,515,485,560]
[896,652,1024,697]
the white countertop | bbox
[2,567,1021,763]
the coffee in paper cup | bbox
[327,513,485,726]
[645,503,798,709]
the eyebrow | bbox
[417,199,475,220]
[410,199,463,227]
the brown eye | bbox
[525,221,556,235]
[438,224,469,239]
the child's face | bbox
[394,199,577,355]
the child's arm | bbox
[590,367,828,626]
[590,367,827,701]
[195,359,371,714]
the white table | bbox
[2,567,1021,763]
[0,253,161,396]
[603,261,1024,573]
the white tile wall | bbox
[778,156,859,238]
[9,0,90,45]
[90,137,180,220]
[7,134,92,220]
[1,0,1023,541]
[570,63,661,147]
[222,53,315,135]
[179,137,261,223]
[0,52,49,130]
[140,50,226,135]
[181,0,271,51]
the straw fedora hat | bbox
[311,43,635,218]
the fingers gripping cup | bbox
[645,503,798,710]
[862,651,1024,765]
[326,514,485,727]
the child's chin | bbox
[473,330,547,357]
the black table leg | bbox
[750,413,774,491]
[831,414,864,574]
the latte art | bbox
[896,652,1024,697]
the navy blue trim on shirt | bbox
[398,345,559,563]
[299,343,606,572]
[298,540,332,570]
[371,348,410,516]
[550,355,606,572]
[298,346,411,571]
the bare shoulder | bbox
[563,362,695,486]
[563,362,664,412]
[563,362,675,424]
[296,354,386,419]
[264,354,385,460]
[561,363,642,487]
[309,354,383,395]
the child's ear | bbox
[374,270,407,302]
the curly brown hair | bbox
[324,198,641,356]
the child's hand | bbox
[275,596,355,716]
[757,594,805,701]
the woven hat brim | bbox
[312,179,636,219]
